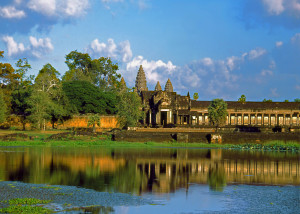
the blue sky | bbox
[1,0,299,101]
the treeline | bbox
[0,50,141,130]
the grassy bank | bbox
[0,130,299,151]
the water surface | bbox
[0,146,299,213]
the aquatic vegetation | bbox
[0,198,52,214]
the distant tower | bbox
[164,78,173,92]
[135,65,148,94]
[155,81,162,91]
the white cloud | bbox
[291,33,300,44]
[87,38,132,62]
[276,41,283,47]
[261,69,273,76]
[262,0,284,15]
[2,36,53,58]
[261,0,300,16]
[2,36,26,56]
[295,85,300,91]
[27,0,89,17]
[126,55,176,84]
[247,47,267,60]
[29,36,54,58]
[0,6,26,19]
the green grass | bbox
[0,198,52,214]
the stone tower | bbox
[164,78,173,92]
[135,65,148,94]
[155,81,162,91]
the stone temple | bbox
[134,65,300,130]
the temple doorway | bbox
[161,111,167,125]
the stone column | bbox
[242,113,244,125]
[176,111,179,125]
[235,113,237,125]
[297,114,299,126]
[283,114,286,126]
[255,113,258,125]
[149,110,152,126]
[275,114,278,126]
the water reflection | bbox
[0,147,298,194]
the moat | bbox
[0,146,299,213]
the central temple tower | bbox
[135,65,148,94]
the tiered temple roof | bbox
[155,81,162,91]
[135,65,148,94]
[164,79,173,92]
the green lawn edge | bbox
[0,138,299,152]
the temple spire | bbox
[135,65,148,94]
[164,78,173,92]
[155,81,162,91]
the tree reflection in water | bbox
[0,147,299,195]
[207,163,226,192]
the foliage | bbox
[63,51,120,90]
[35,63,60,93]
[238,94,246,103]
[263,98,272,102]
[208,99,228,131]
[193,92,199,100]
[11,85,32,130]
[0,89,7,123]
[62,80,117,114]
[294,98,300,102]
[15,58,32,85]
[27,91,52,130]
[207,165,226,192]
[87,114,101,132]
[116,90,142,128]
[0,51,21,107]
[284,99,289,102]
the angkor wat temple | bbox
[134,65,300,130]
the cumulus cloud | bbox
[124,55,176,86]
[2,35,54,58]
[0,6,26,18]
[276,41,283,47]
[2,36,26,56]
[247,47,267,60]
[86,38,132,63]
[27,0,89,17]
[261,69,273,76]
[242,0,300,29]
[29,36,54,58]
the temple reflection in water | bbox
[0,147,298,194]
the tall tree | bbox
[208,99,227,132]
[27,91,52,130]
[0,89,7,123]
[294,98,300,102]
[62,80,117,114]
[63,51,121,90]
[0,51,21,107]
[116,89,142,129]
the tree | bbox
[116,89,142,129]
[263,99,272,102]
[87,114,101,133]
[0,51,21,107]
[63,51,121,90]
[208,99,227,131]
[284,100,289,102]
[62,80,117,114]
[238,94,246,103]
[11,85,32,130]
[0,89,7,123]
[193,92,199,100]
[35,63,60,93]
[294,98,300,102]
[27,91,52,130]
[15,58,32,85]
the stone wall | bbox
[113,131,300,144]
[3,115,119,130]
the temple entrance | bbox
[161,111,167,126]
